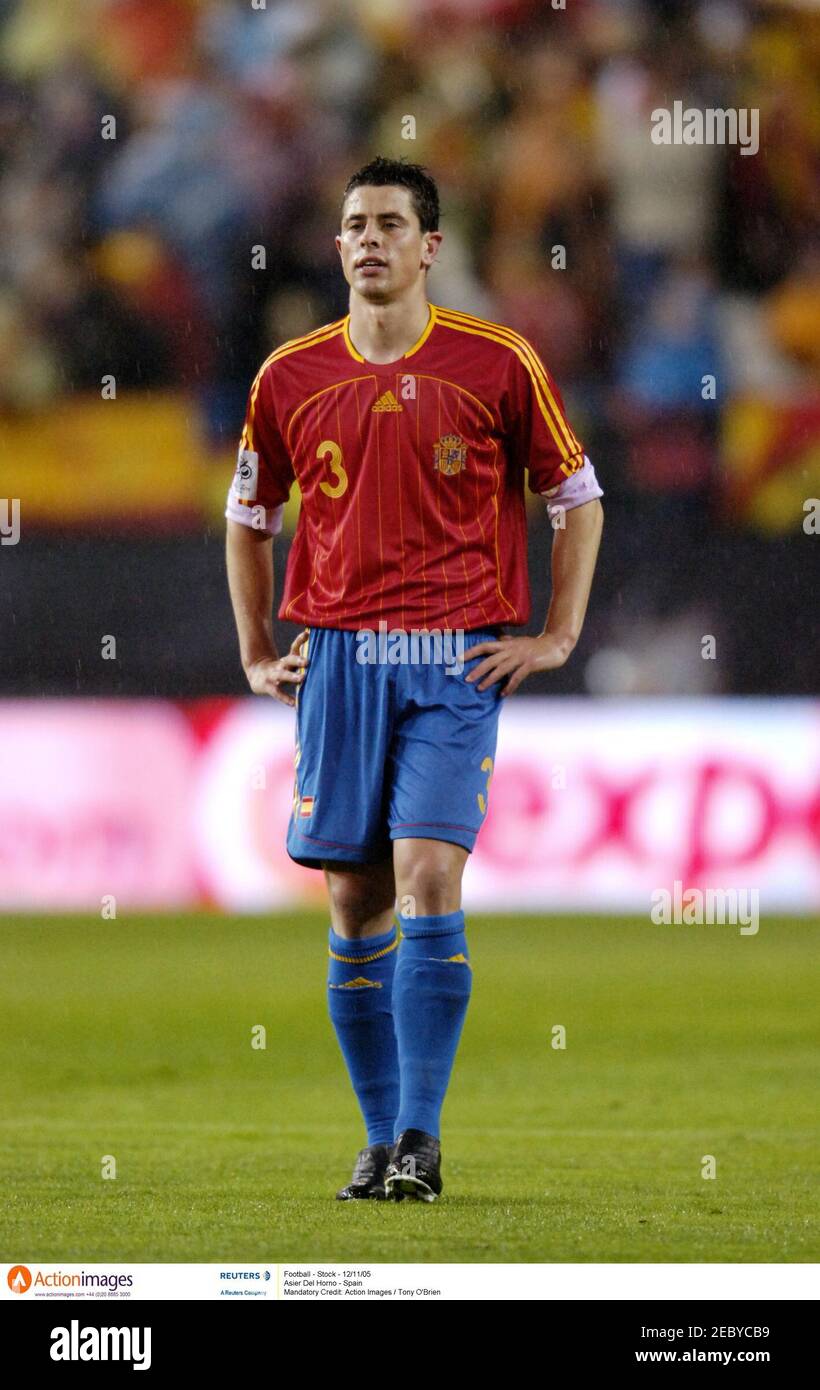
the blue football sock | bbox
[391,910,472,1141]
[327,922,400,1146]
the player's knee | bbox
[326,878,372,930]
[396,853,461,916]
[325,868,394,934]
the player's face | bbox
[336,186,440,301]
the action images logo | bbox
[7,1265,31,1294]
[7,1265,134,1294]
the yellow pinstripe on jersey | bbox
[240,319,346,452]
[433,305,584,470]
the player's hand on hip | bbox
[465,633,573,697]
[246,630,309,707]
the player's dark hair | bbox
[342,156,440,233]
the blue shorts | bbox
[287,627,503,868]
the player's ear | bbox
[422,230,443,269]
[335,234,343,259]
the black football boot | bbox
[335,1141,391,1200]
[384,1129,442,1202]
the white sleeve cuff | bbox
[541,456,603,522]
[225,490,285,536]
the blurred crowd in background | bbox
[1,0,818,697]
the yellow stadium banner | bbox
[1,393,203,526]
[0,393,306,532]
[722,395,820,533]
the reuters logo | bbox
[8,1265,32,1294]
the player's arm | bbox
[224,363,306,707]
[466,343,604,695]
[466,497,603,695]
[225,521,307,707]
[544,495,603,659]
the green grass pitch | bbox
[1,913,817,1263]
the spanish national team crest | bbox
[434,433,467,476]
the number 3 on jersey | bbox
[317,440,348,498]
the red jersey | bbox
[229,302,586,631]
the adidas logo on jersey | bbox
[372,390,402,412]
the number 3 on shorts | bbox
[477,756,494,814]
